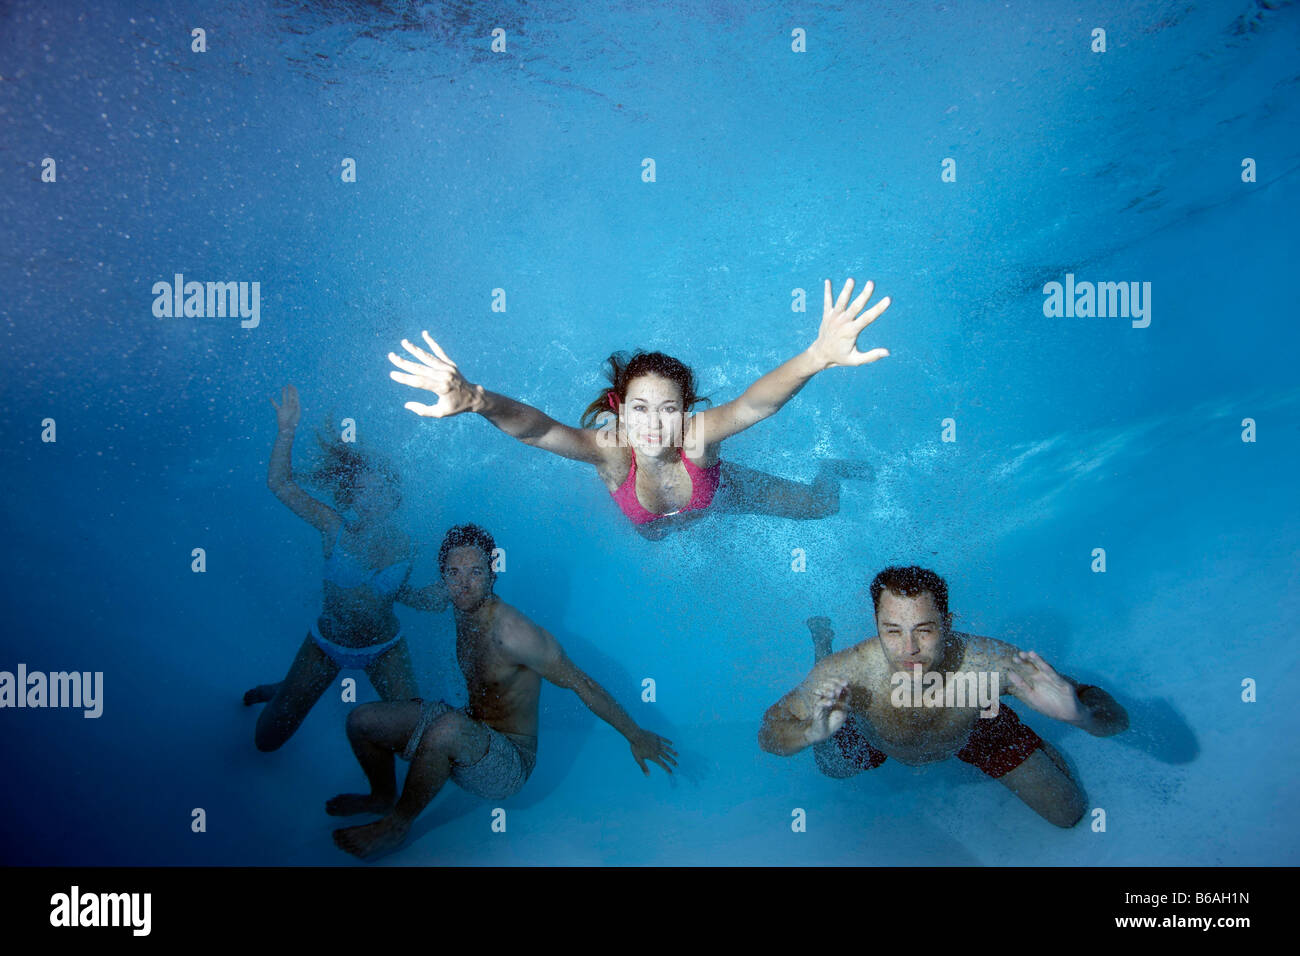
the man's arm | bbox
[967,636,1128,737]
[1067,679,1128,736]
[758,682,821,756]
[758,655,862,756]
[507,617,676,775]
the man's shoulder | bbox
[814,637,880,680]
[491,600,527,635]
[488,601,565,676]
[491,601,547,651]
[955,632,1018,671]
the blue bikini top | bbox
[324,524,411,598]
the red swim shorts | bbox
[955,704,1042,778]
[832,705,1042,778]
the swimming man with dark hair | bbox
[758,566,1128,827]
[329,523,677,858]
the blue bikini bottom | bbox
[309,620,403,669]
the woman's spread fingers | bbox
[836,277,855,311]
[848,281,875,316]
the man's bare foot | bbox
[807,615,834,660]
[243,683,279,706]
[326,792,395,817]
[333,815,411,859]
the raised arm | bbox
[506,617,676,776]
[758,654,862,756]
[692,277,892,448]
[267,385,341,536]
[388,332,609,465]
[966,636,1129,737]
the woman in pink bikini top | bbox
[587,352,722,526]
[388,276,892,536]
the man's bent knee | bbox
[1063,788,1089,828]
[426,710,472,748]
[1049,805,1086,829]
[1046,785,1088,828]
[346,701,391,740]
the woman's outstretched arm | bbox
[396,576,451,612]
[691,277,891,448]
[389,332,609,465]
[267,384,341,535]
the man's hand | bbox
[1005,651,1085,724]
[388,332,480,418]
[807,277,891,370]
[628,729,677,776]
[803,677,850,745]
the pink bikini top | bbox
[610,447,721,525]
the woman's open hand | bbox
[808,277,891,370]
[388,332,479,418]
[270,384,300,432]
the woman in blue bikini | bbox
[388,277,892,540]
[243,384,447,751]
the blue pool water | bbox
[1,0,1298,866]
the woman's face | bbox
[353,469,400,520]
[621,374,685,455]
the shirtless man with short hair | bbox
[758,566,1128,827]
[329,523,677,858]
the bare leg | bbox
[333,709,490,859]
[249,634,414,707]
[243,683,278,705]
[717,459,873,520]
[808,615,834,661]
[365,638,419,701]
[250,635,340,752]
[996,740,1088,828]
[326,700,423,817]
